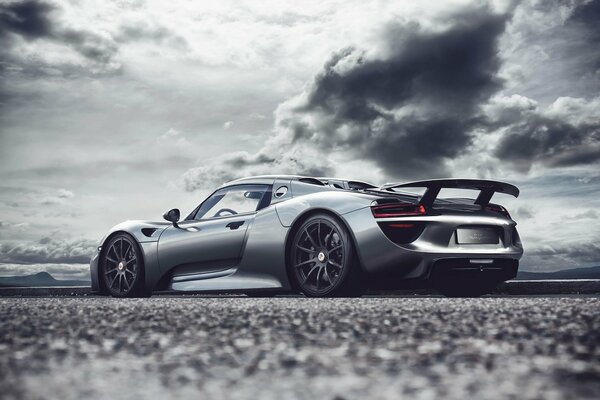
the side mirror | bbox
[163,208,180,228]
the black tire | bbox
[100,233,147,298]
[434,279,499,298]
[288,213,364,297]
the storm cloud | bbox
[0,0,53,40]
[284,10,507,176]
[567,0,600,68]
[492,99,600,171]
[0,0,119,80]
[182,6,510,189]
[488,0,600,172]
[182,1,600,187]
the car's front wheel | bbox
[100,233,146,297]
[289,213,364,297]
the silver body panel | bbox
[90,176,523,294]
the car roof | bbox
[222,175,377,189]
[222,175,309,187]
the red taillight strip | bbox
[371,204,426,218]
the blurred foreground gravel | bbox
[1,296,599,399]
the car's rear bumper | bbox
[342,207,523,281]
[428,258,519,282]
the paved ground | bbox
[0,296,599,399]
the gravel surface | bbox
[1,296,599,399]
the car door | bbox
[157,184,271,277]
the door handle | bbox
[226,221,244,230]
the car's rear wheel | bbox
[101,233,146,297]
[289,213,364,297]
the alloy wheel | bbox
[103,236,138,295]
[292,219,346,295]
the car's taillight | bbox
[486,204,511,219]
[371,203,426,218]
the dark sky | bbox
[1,0,599,278]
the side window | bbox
[193,185,270,220]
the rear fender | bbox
[274,192,372,227]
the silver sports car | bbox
[90,175,523,297]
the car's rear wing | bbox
[380,179,520,207]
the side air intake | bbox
[141,228,158,238]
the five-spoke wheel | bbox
[290,214,363,297]
[101,233,144,297]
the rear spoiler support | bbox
[380,179,519,208]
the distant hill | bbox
[0,272,90,287]
[516,266,600,280]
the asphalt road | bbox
[1,296,599,399]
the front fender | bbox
[97,220,171,246]
[91,220,171,293]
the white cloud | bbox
[157,128,189,147]
[482,94,538,120]
[546,96,600,125]
[39,189,76,206]
[249,113,267,120]
[57,189,75,199]
[0,236,97,265]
